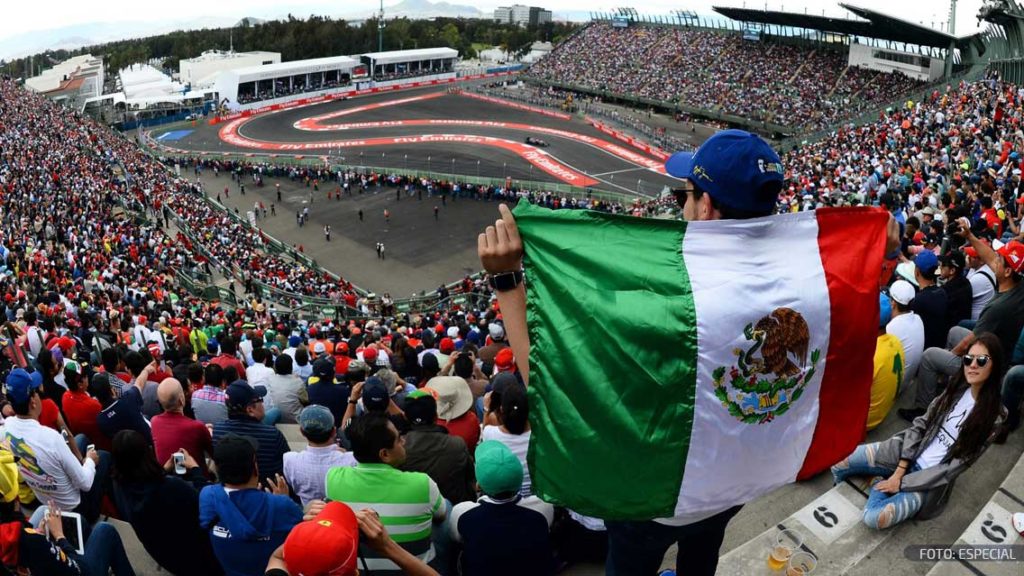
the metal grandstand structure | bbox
[980,0,1024,81]
[549,2,1024,139]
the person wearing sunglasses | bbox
[211,381,290,487]
[833,332,1008,530]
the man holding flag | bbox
[478,129,899,575]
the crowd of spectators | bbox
[528,23,926,130]
[0,70,681,576]
[4,53,1024,574]
[471,83,697,152]
[237,78,348,105]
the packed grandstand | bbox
[0,4,1023,576]
[527,22,927,131]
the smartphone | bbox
[173,452,186,474]
[44,510,85,555]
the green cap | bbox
[474,441,523,496]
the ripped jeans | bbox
[831,442,924,530]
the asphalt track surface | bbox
[153,86,680,197]
[149,87,680,295]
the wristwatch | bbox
[489,270,524,292]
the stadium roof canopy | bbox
[711,3,981,50]
[360,48,459,66]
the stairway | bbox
[827,65,852,98]
[785,49,816,85]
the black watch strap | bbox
[489,270,524,292]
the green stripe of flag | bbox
[516,200,698,520]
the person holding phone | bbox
[110,430,221,576]
[2,368,111,524]
[0,448,135,576]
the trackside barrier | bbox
[140,132,645,205]
[586,117,670,161]
[522,76,794,138]
[210,72,520,126]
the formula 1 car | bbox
[525,136,549,147]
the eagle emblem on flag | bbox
[712,308,821,424]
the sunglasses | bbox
[962,354,990,368]
[671,188,694,208]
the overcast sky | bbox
[0,0,990,44]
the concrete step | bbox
[276,423,304,444]
[716,477,899,575]
[925,453,1024,576]
[109,517,165,575]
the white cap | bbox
[889,280,916,306]
[894,262,920,288]
[488,323,505,340]
[447,326,459,339]
[313,342,326,354]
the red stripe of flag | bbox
[798,207,889,480]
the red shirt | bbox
[150,368,173,383]
[334,355,352,375]
[151,412,212,475]
[39,399,60,432]
[439,411,480,449]
[61,390,103,448]
[210,354,247,382]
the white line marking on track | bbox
[590,167,649,177]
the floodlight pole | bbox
[378,0,385,53]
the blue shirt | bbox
[199,486,301,576]
[212,417,289,485]
[97,386,151,444]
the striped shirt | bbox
[283,445,356,507]
[191,386,227,425]
[325,463,444,573]
[212,417,290,485]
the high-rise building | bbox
[494,5,552,27]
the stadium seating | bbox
[528,23,926,130]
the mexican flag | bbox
[516,200,889,520]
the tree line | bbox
[2,15,579,80]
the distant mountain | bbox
[0,16,239,60]
[235,17,267,27]
[0,1,486,61]
[390,0,482,18]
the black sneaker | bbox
[898,407,926,422]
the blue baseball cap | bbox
[225,380,266,409]
[665,129,784,214]
[914,251,939,276]
[879,292,892,328]
[6,369,40,405]
[299,405,336,435]
[362,376,390,412]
